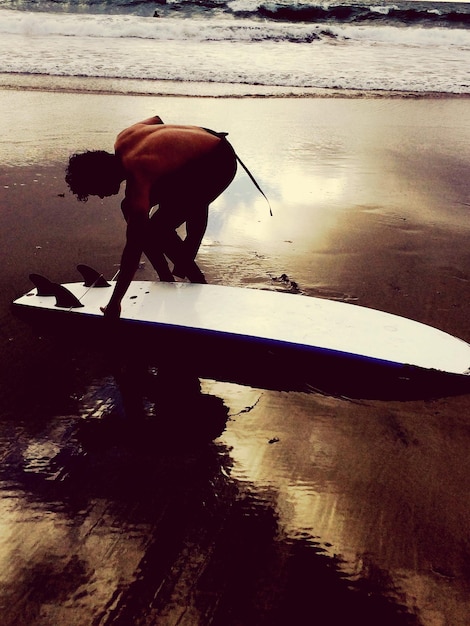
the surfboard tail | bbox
[28,263,111,309]
[29,273,57,297]
[77,264,111,288]
[29,273,84,308]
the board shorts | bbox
[150,134,238,223]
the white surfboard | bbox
[12,266,470,399]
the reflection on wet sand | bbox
[216,383,470,626]
[0,368,423,626]
[78,368,230,450]
[2,330,466,625]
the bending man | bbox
[65,116,237,318]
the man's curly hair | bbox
[65,150,117,202]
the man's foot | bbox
[188,271,207,284]
[157,272,175,282]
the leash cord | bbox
[235,153,273,217]
[202,127,273,216]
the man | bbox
[66,116,238,318]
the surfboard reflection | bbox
[100,314,470,402]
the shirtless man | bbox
[65,116,237,318]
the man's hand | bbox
[101,303,121,319]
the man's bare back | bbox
[116,119,221,183]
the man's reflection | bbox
[80,358,229,450]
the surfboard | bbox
[11,265,470,399]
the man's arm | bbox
[104,218,146,316]
[103,182,150,318]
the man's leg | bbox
[143,244,175,282]
[163,229,207,284]
[172,205,209,280]
[148,207,207,284]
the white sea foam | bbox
[1,9,469,48]
[0,10,317,41]
[370,5,398,15]
[0,7,469,95]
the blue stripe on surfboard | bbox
[123,317,422,374]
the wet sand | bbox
[2,90,470,625]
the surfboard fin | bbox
[28,274,83,308]
[77,264,111,287]
[53,285,84,308]
[29,273,62,297]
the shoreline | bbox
[2,72,470,99]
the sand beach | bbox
[1,88,470,624]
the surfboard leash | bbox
[202,127,273,216]
[64,272,108,311]
[57,267,118,311]
[235,152,273,217]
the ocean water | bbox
[0,0,469,95]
